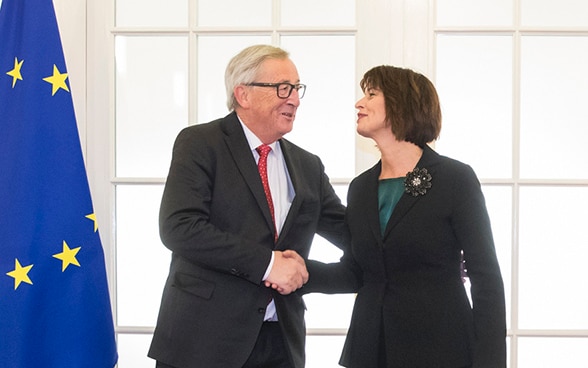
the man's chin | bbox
[278,120,294,133]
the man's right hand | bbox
[265,250,308,295]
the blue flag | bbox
[0,0,118,367]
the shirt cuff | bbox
[262,251,275,281]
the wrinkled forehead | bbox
[256,57,300,82]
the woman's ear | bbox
[233,84,250,109]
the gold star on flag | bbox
[86,213,99,232]
[6,259,34,290]
[42,64,69,96]
[6,57,24,88]
[53,240,81,272]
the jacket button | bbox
[258,308,266,314]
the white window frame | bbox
[56,0,588,366]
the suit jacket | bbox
[148,112,345,368]
[306,145,506,368]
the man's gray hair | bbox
[225,44,290,111]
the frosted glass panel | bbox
[435,35,512,179]
[115,36,188,178]
[305,291,355,329]
[308,184,347,262]
[518,337,588,368]
[116,185,171,327]
[281,0,355,27]
[306,335,347,368]
[308,184,347,264]
[198,0,272,27]
[197,36,272,123]
[519,186,588,329]
[116,0,188,27]
[281,36,356,179]
[520,36,588,179]
[305,185,353,330]
[482,185,512,327]
[117,333,154,368]
[521,0,588,27]
[437,0,513,26]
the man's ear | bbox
[233,84,250,109]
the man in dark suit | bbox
[148,44,346,368]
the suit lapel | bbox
[222,113,276,235]
[276,139,301,246]
[382,145,439,239]
[362,164,385,243]
[382,190,420,239]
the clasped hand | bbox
[265,250,308,295]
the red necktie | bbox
[256,144,278,242]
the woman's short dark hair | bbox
[360,65,442,146]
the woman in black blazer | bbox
[305,66,506,368]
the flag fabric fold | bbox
[0,0,118,366]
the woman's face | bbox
[355,87,389,139]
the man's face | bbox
[246,58,302,142]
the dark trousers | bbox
[156,322,293,368]
[242,321,293,368]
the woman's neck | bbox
[378,140,423,180]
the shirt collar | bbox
[237,115,278,152]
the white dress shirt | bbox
[239,118,294,321]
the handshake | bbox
[265,250,308,295]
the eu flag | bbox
[0,0,118,367]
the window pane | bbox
[306,335,347,368]
[281,0,355,27]
[116,0,188,27]
[305,292,355,329]
[197,0,272,27]
[520,36,588,179]
[518,337,588,368]
[435,35,513,179]
[115,36,188,178]
[437,0,513,26]
[305,185,354,330]
[197,35,272,124]
[117,333,154,368]
[308,184,348,264]
[521,0,588,27]
[281,36,356,179]
[482,185,512,328]
[519,186,588,329]
[116,185,170,327]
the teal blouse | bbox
[378,177,405,235]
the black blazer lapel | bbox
[276,139,301,246]
[382,145,440,239]
[382,191,420,239]
[352,163,385,244]
[222,113,276,237]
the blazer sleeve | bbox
[304,207,362,295]
[158,126,272,285]
[451,164,507,368]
